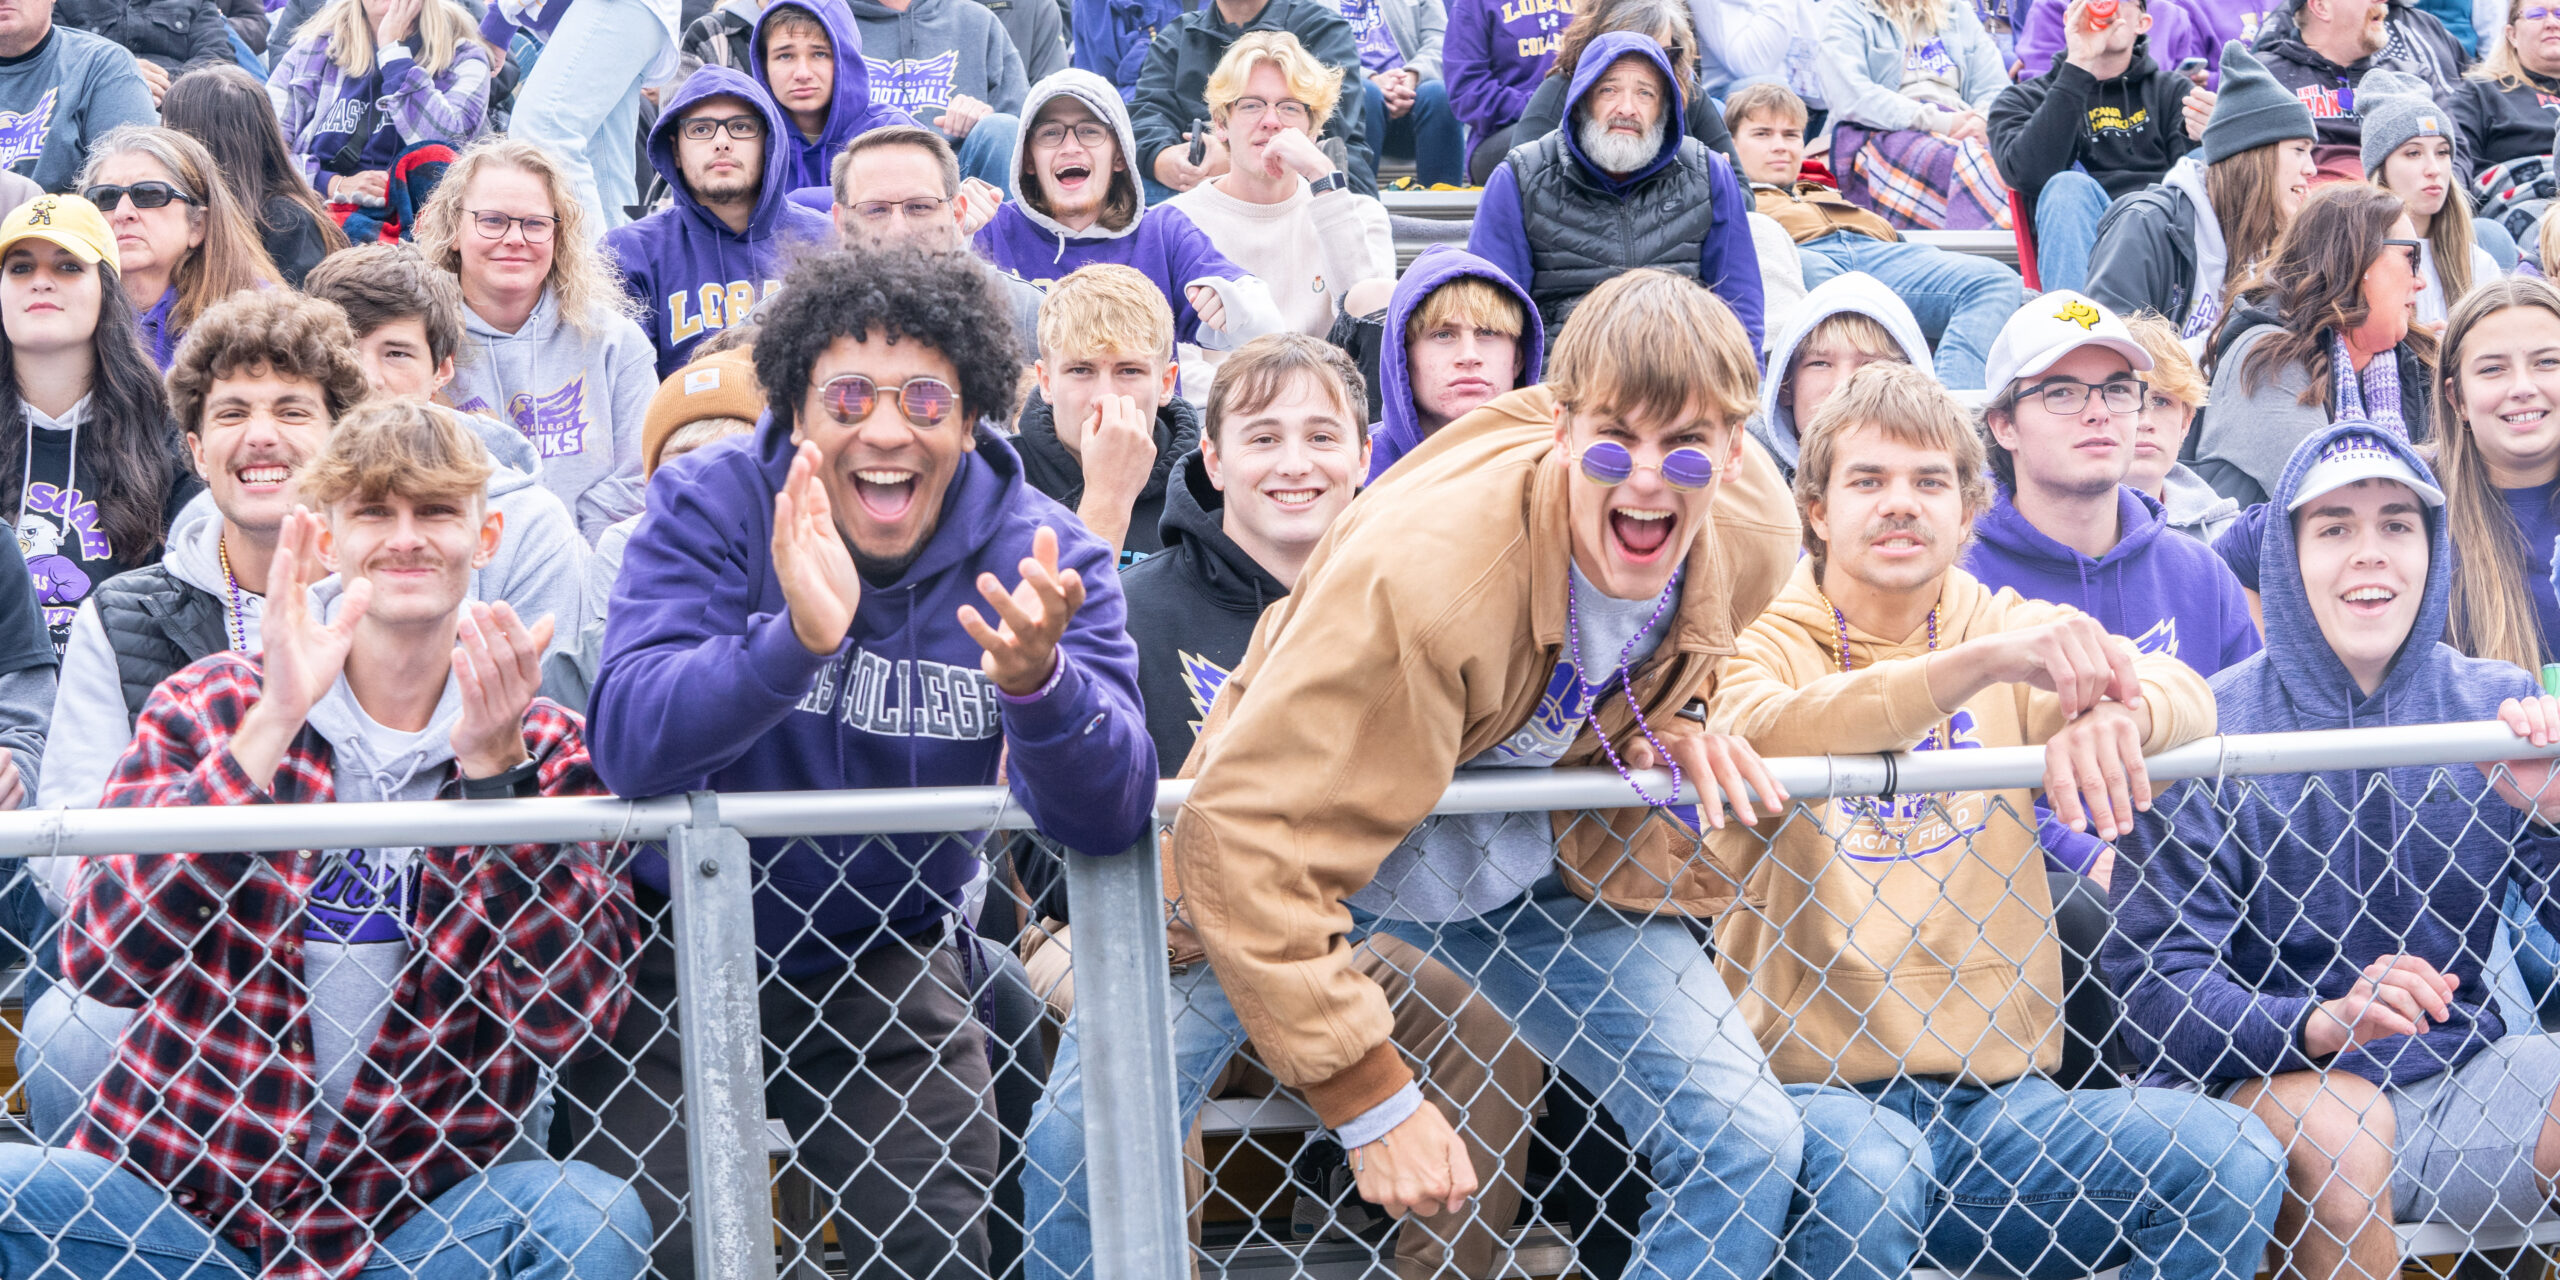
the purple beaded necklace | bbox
[1567,565,1684,807]
[1822,589,1940,834]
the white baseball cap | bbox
[2286,430,2446,511]
[1980,290,2154,395]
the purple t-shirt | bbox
[2504,485,2560,666]
[1342,0,1403,75]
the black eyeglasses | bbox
[81,182,198,212]
[822,374,958,427]
[2017,376,2145,416]
[679,114,766,141]
[1030,121,1114,149]
[848,197,953,223]
[2382,237,2425,273]
[467,210,560,244]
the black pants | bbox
[562,894,999,1280]
[2048,868,2125,1089]
[1468,127,1517,185]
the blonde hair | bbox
[1867,0,1949,45]
[77,126,283,337]
[299,398,494,509]
[2472,0,2542,88]
[1035,263,1175,362]
[297,0,488,78]
[1203,31,1345,133]
[1794,360,1991,572]
[1548,269,1758,432]
[2433,277,2560,672]
[1406,277,1525,349]
[1792,311,1906,369]
[414,138,635,339]
[2121,310,2208,409]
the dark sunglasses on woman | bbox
[82,182,199,212]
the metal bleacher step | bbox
[1209,1223,1578,1279]
[1379,188,2022,271]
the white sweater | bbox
[1169,176,1396,397]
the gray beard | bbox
[1577,113,1666,177]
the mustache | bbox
[1860,516,1936,546]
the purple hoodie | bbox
[1442,0,1568,144]
[603,67,836,376]
[1963,485,2262,677]
[2016,0,2213,84]
[974,69,1281,349]
[1464,32,1765,354]
[753,0,918,194]
[1366,245,1544,483]
[589,411,1157,973]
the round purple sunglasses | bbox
[1575,441,1717,491]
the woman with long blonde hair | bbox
[74,127,282,370]
[416,138,653,543]
[267,0,494,199]
[1814,0,2013,229]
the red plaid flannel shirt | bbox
[65,652,640,1280]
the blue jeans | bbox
[0,1147,649,1280]
[1798,232,2023,390]
[2031,170,2113,297]
[1788,1075,2284,1280]
[509,0,667,230]
[956,113,1019,196]
[1361,76,1465,187]
[1022,871,1803,1280]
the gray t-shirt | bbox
[302,700,446,1157]
[1350,566,1678,922]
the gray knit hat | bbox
[2202,41,2319,164]
[2358,71,2449,176]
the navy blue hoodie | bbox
[589,411,1158,973]
[753,0,919,196]
[604,67,838,377]
[1964,486,2261,679]
[1366,245,1544,485]
[2108,424,2560,1089]
[1463,31,1765,355]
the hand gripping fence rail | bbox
[0,720,2555,1280]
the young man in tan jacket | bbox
[1169,268,1810,1277]
[1707,356,2285,1280]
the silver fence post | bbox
[1064,827,1189,1280]
[668,792,780,1280]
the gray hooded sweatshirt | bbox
[1749,270,1931,481]
[847,0,1031,126]
[449,289,656,542]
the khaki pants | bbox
[1025,926,1538,1279]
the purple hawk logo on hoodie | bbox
[0,90,58,173]
[866,52,962,114]
[508,378,590,459]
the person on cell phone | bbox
[1988,0,2211,294]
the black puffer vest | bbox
[91,564,225,722]
[1508,130,1716,333]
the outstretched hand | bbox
[959,526,1086,696]
[234,509,370,790]
[2483,695,2560,820]
[773,442,862,656]
[451,600,552,779]
[1626,731,1789,829]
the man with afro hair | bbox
[578,245,1157,1280]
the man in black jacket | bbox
[1990,0,2212,294]
[1133,0,1375,200]
[1015,262,1202,564]
[56,0,237,103]
[2256,0,2450,173]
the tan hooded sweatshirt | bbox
[1707,560,2215,1087]
[1167,384,1799,1125]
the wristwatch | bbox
[1308,170,1351,196]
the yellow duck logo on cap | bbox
[2055,299,2102,330]
[25,198,52,226]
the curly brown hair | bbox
[167,290,372,434]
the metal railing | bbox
[3,719,2555,1280]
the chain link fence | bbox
[2,723,2559,1280]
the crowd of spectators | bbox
[6,0,2560,1277]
